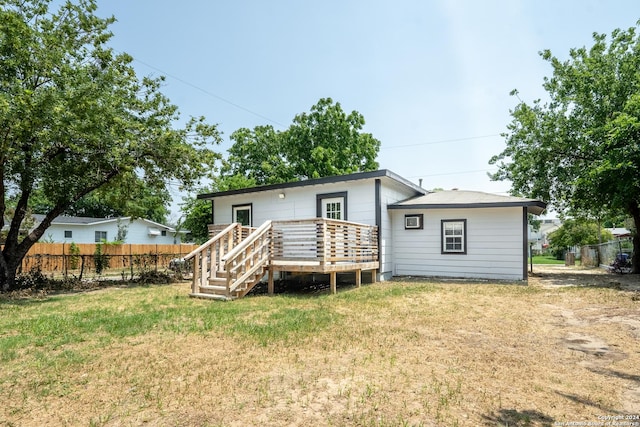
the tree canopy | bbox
[0,0,220,289]
[181,98,381,241]
[490,24,640,272]
[548,218,613,259]
[219,97,381,188]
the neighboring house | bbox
[197,169,546,282]
[529,218,562,253]
[32,215,187,244]
[606,227,631,238]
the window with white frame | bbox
[317,192,347,220]
[233,204,252,226]
[441,219,466,254]
[323,197,343,220]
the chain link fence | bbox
[580,238,633,268]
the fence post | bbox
[63,242,67,279]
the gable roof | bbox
[31,215,186,233]
[197,169,426,199]
[389,190,547,215]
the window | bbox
[161,230,167,237]
[232,204,252,226]
[323,198,343,220]
[95,231,107,242]
[64,230,72,238]
[404,214,423,229]
[441,219,466,254]
[316,192,347,220]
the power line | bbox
[124,53,288,128]
[380,134,501,150]
[405,168,497,179]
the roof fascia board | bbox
[197,169,425,199]
[388,201,547,212]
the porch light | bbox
[278,192,286,199]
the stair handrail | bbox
[183,222,240,261]
[221,220,272,264]
[221,220,273,292]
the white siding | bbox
[391,207,526,280]
[211,177,421,282]
[213,180,378,226]
[42,219,181,244]
[378,181,421,280]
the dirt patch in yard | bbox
[2,265,640,426]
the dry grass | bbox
[1,266,639,426]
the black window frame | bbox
[64,230,72,239]
[441,219,467,254]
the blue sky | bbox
[92,1,639,219]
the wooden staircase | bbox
[184,221,272,300]
[185,218,379,301]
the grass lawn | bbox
[531,254,566,264]
[0,274,638,426]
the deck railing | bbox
[187,218,378,299]
[221,220,273,295]
[271,219,378,265]
[184,222,245,294]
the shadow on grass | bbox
[529,267,640,292]
[0,273,188,307]
[555,391,624,414]
[588,367,640,385]
[482,408,554,426]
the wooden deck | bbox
[185,218,379,300]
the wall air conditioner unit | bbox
[405,214,423,229]
[148,227,161,236]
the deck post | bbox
[330,271,337,294]
[355,269,361,288]
[268,267,274,295]
[371,269,377,283]
[192,253,200,294]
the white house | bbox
[197,169,546,282]
[33,215,187,244]
[529,218,562,252]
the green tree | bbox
[490,24,640,273]
[219,97,380,187]
[180,174,258,244]
[180,195,212,244]
[20,182,170,223]
[223,125,293,185]
[283,97,380,179]
[0,0,220,290]
[548,219,613,259]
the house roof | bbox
[389,190,547,215]
[607,227,631,237]
[197,169,427,199]
[31,215,186,233]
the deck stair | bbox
[185,221,272,300]
[185,218,379,301]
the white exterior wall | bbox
[391,207,526,280]
[42,219,181,244]
[378,182,422,280]
[212,179,378,226]
[211,177,422,282]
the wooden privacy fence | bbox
[1,243,198,277]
